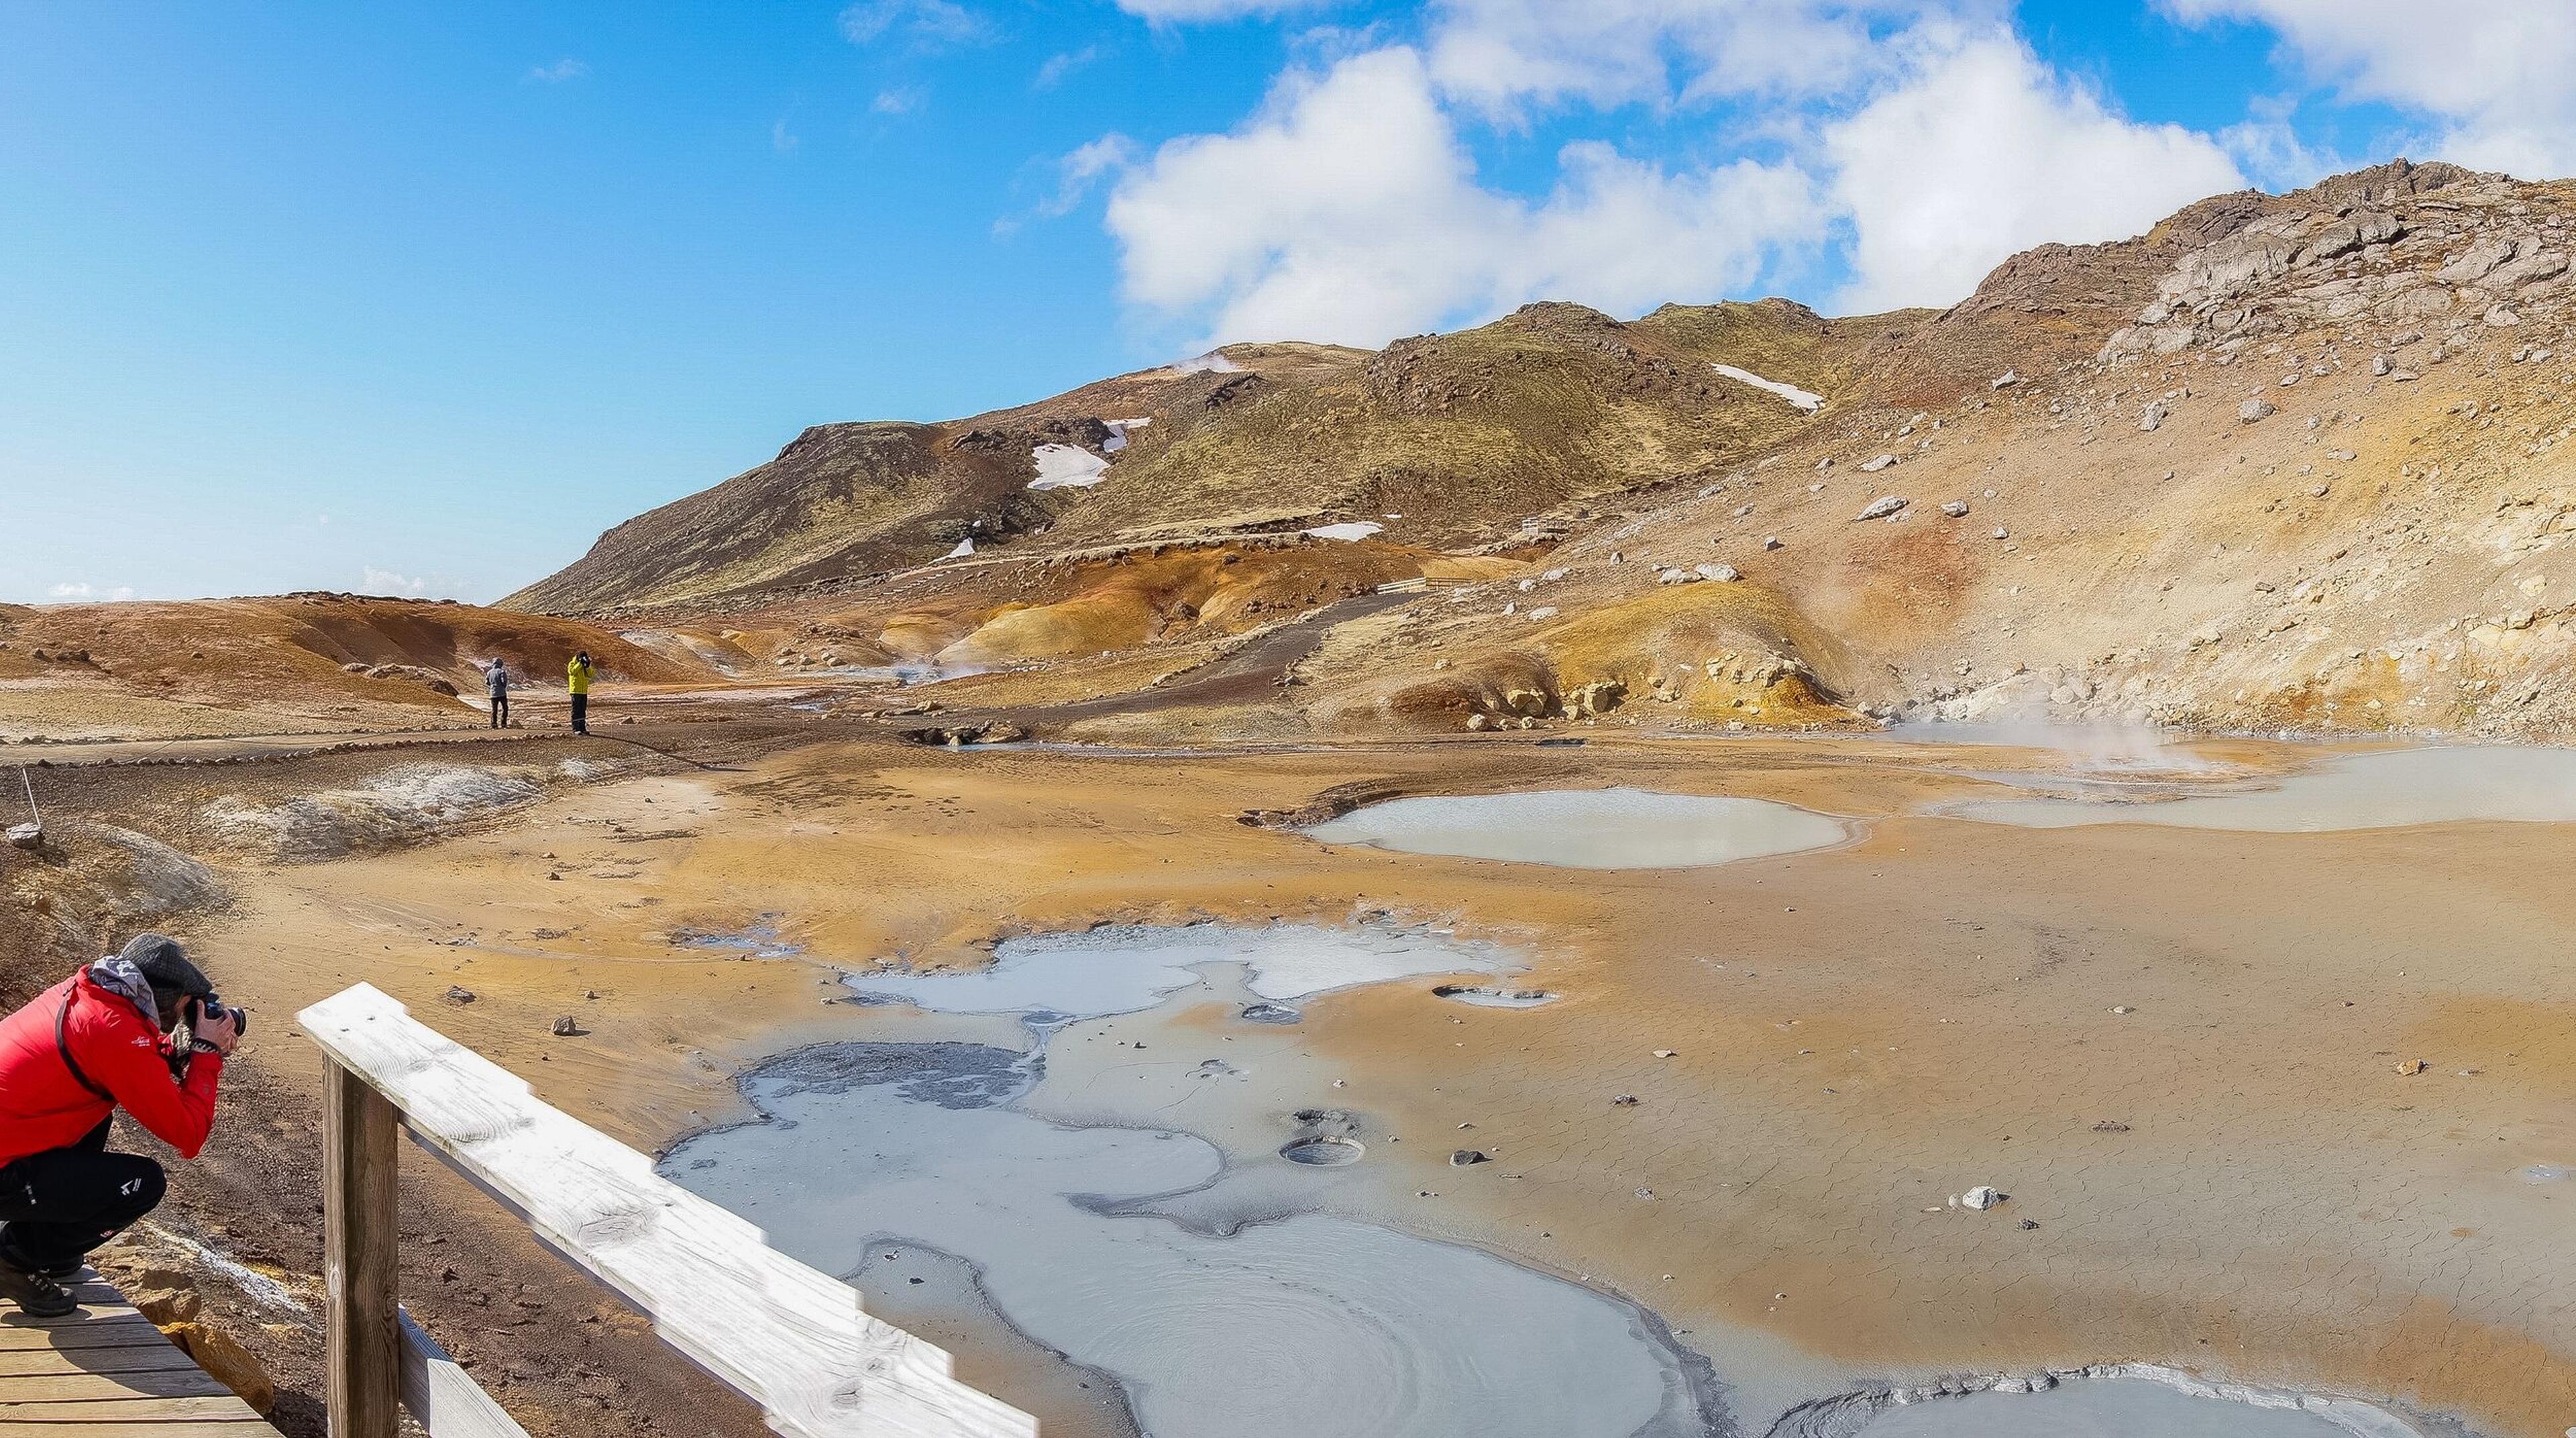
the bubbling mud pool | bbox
[661,1040,1725,1438]
[1303,788,1849,868]
[1951,745,2576,832]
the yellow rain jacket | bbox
[566,656,594,695]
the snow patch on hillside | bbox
[1304,521,1385,542]
[1029,444,1112,491]
[1103,418,1152,454]
[1711,364,1825,413]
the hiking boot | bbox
[0,1260,77,1318]
[0,1243,81,1284]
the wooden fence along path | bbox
[0,1271,280,1433]
[297,982,1036,1438]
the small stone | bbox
[1991,527,2009,540]
[2239,398,2275,423]
[1940,500,1970,518]
[1854,495,1909,521]
[550,1015,584,1037]
[2139,400,2167,431]
[2092,1121,2130,1133]
[1611,1094,1639,1107]
[1992,369,2021,389]
[2018,1218,2039,1231]
[1959,1186,2005,1211]
[2395,1058,2426,1076]
[1695,564,1741,582]
[1859,454,1898,473]
[1762,535,1782,550]
[1653,1049,1677,1058]
[444,986,476,1005]
[4,823,40,851]
[1449,1149,1488,1167]
[2110,1005,2133,1015]
[1466,713,1491,732]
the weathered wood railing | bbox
[298,983,1037,1438]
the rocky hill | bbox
[511,159,2576,742]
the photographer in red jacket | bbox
[0,935,238,1316]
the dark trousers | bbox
[489,695,509,728]
[0,1120,168,1271]
[571,693,588,733]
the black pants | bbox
[571,693,588,733]
[489,695,509,728]
[0,1120,167,1271]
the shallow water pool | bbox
[1951,746,2576,832]
[1303,788,1849,869]
[841,921,1515,1019]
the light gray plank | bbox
[396,1309,527,1438]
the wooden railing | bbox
[298,983,1038,1438]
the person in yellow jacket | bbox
[566,651,594,734]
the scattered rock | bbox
[1940,500,1970,518]
[2017,1218,2039,1231]
[550,1015,584,1037]
[1449,1149,1489,1167]
[2395,1058,2426,1076]
[2092,1120,2130,1133]
[1652,1049,1677,1058]
[5,823,40,851]
[1466,713,1491,731]
[2239,398,2276,423]
[1611,1094,1639,1107]
[2139,400,2167,431]
[1658,568,1703,586]
[168,1321,278,1413]
[1957,1186,2006,1211]
[1992,370,2021,389]
[443,986,476,1005]
[1762,535,1782,550]
[1695,563,1741,582]
[1854,495,1909,521]
[1858,454,1898,473]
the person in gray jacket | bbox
[485,659,511,729]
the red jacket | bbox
[0,971,223,1168]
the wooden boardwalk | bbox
[0,1272,277,1434]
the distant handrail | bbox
[298,982,1038,1438]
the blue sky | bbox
[3,1,2565,605]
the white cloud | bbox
[1115,0,1342,19]
[524,58,588,84]
[2216,94,2350,193]
[1424,0,1968,117]
[1035,45,1106,91]
[1824,32,2245,311]
[2161,0,2576,176]
[873,87,927,116]
[362,568,433,597]
[47,582,135,601]
[772,119,800,154]
[1106,47,1821,347]
[1041,136,1138,216]
[839,0,998,49]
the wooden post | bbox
[325,1056,402,1438]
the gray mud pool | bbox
[1847,1376,2418,1438]
[662,1040,1721,1438]
[1303,788,1849,868]
[841,921,1514,1018]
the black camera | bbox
[193,992,248,1037]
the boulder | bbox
[2139,400,2167,432]
[1940,501,1970,518]
[1658,568,1702,586]
[2238,398,2275,423]
[1694,564,1741,582]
